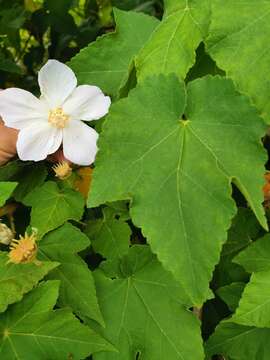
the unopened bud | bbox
[0,222,13,245]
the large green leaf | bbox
[205,321,270,360]
[206,0,270,122]
[93,246,203,360]
[136,0,210,81]
[69,8,158,98]
[0,182,17,207]
[0,251,58,313]
[0,281,114,360]
[24,181,84,238]
[89,74,266,304]
[38,223,104,325]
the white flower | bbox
[0,60,111,165]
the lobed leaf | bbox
[0,281,114,360]
[24,181,84,238]
[93,246,203,360]
[13,163,47,203]
[206,0,270,122]
[214,208,261,288]
[0,252,58,313]
[89,74,266,304]
[38,223,104,325]
[208,233,270,357]
[205,321,270,360]
[216,282,245,312]
[69,8,159,98]
[228,234,270,328]
[85,207,131,262]
[136,0,210,81]
[232,270,270,328]
[234,234,270,273]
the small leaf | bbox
[0,182,17,207]
[0,281,114,359]
[205,321,270,360]
[13,163,47,203]
[215,208,261,287]
[0,251,58,313]
[69,8,159,98]
[230,235,270,328]
[0,160,24,182]
[38,223,104,325]
[208,233,270,355]
[24,181,84,238]
[216,282,245,312]
[136,0,210,81]
[85,207,131,262]
[234,234,270,273]
[232,270,270,328]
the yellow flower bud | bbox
[53,161,72,180]
[8,231,38,264]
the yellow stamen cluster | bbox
[8,232,38,264]
[0,222,13,245]
[48,107,69,128]
[53,161,72,180]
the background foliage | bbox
[1,0,270,359]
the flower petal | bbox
[63,120,98,165]
[0,88,48,130]
[38,60,77,108]
[17,123,62,161]
[63,85,111,121]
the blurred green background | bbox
[0,0,163,91]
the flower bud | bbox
[53,161,72,180]
[0,222,13,245]
[8,232,38,264]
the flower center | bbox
[48,107,69,128]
